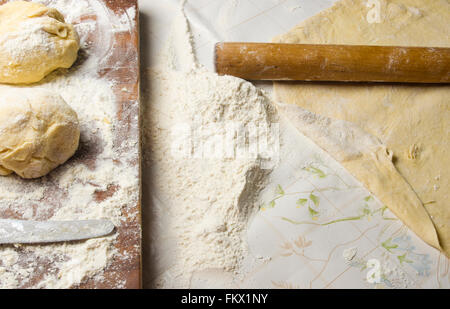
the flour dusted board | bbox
[0,0,141,288]
[78,0,141,289]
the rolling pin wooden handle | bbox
[215,42,450,83]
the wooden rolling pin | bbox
[215,43,450,83]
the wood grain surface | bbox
[215,42,450,83]
[78,0,141,289]
[0,0,141,289]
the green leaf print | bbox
[397,253,413,264]
[382,238,398,253]
[308,206,319,220]
[309,193,320,206]
[275,184,285,196]
[296,198,308,207]
[364,196,373,202]
[305,166,327,178]
[361,205,371,216]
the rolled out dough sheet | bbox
[273,0,449,256]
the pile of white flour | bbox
[142,4,278,288]
[0,0,138,288]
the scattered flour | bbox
[276,102,384,162]
[0,0,139,288]
[381,262,415,289]
[142,4,278,288]
[32,0,136,71]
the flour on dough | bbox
[0,1,79,84]
[0,88,80,179]
[273,0,449,256]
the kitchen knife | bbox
[0,219,115,244]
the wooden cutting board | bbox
[0,0,141,289]
[78,0,141,289]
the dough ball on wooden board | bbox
[0,88,80,179]
[273,0,449,256]
[0,1,79,84]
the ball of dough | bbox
[0,88,80,179]
[0,1,80,84]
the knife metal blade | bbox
[0,219,115,244]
